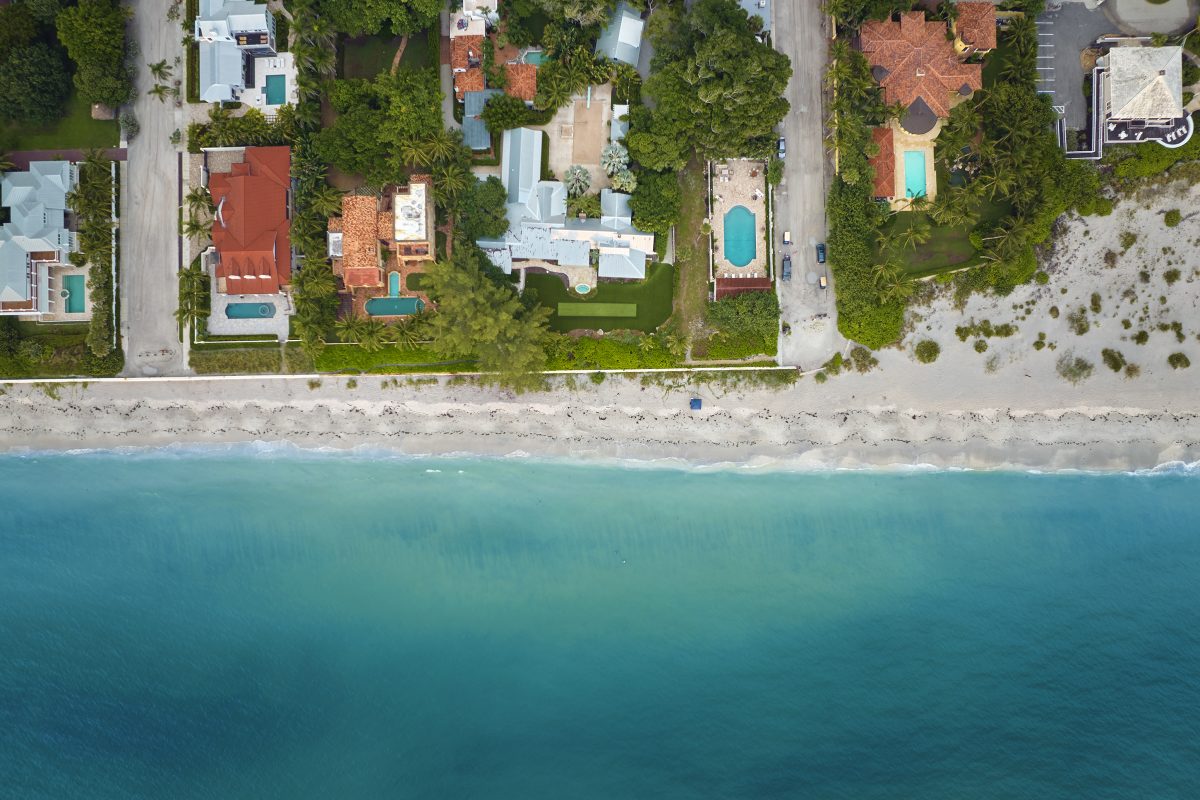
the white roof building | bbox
[477,128,655,280]
[1106,46,1184,123]
[195,0,277,104]
[595,2,644,67]
[0,161,77,313]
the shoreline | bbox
[2,375,1198,473]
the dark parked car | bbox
[781,254,792,281]
[816,242,826,264]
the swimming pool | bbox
[723,205,756,268]
[522,50,547,65]
[264,74,286,106]
[225,302,276,319]
[62,274,86,314]
[904,150,927,198]
[388,271,401,297]
[365,297,425,316]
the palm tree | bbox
[307,183,345,218]
[929,188,978,229]
[175,264,208,330]
[638,334,657,354]
[424,129,461,165]
[388,321,422,350]
[335,314,368,345]
[432,161,469,206]
[976,168,1014,200]
[148,59,172,81]
[179,213,211,241]
[293,264,337,300]
[184,186,213,218]
[149,84,172,103]
[600,143,629,176]
[879,275,915,305]
[400,138,436,168]
[563,165,591,196]
[895,217,932,250]
[358,318,388,353]
[0,152,13,173]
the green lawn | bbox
[341,30,432,79]
[526,263,675,333]
[2,91,119,150]
[558,302,638,317]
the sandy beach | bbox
[1,182,1197,471]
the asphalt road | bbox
[772,1,842,368]
[121,0,189,376]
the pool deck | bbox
[241,53,299,115]
[36,266,94,323]
[710,159,768,277]
[887,119,939,211]
[205,277,293,341]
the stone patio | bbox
[38,266,94,322]
[710,159,768,277]
[531,83,613,188]
[887,118,940,211]
[205,271,293,341]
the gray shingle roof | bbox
[0,161,76,303]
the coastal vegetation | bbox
[69,151,119,359]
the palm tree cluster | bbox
[564,165,592,197]
[180,185,215,242]
[335,311,432,353]
[533,21,611,112]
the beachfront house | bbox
[326,179,434,319]
[204,146,291,296]
[0,161,90,319]
[476,127,654,282]
[1104,46,1186,129]
[595,2,644,68]
[195,0,296,110]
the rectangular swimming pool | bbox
[62,274,86,314]
[226,302,276,319]
[722,205,757,268]
[904,151,927,198]
[365,297,425,316]
[264,74,286,106]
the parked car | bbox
[781,254,792,281]
[816,242,826,263]
[819,275,828,290]
[783,230,792,245]
[777,137,786,159]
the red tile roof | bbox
[955,2,997,52]
[208,146,291,295]
[714,278,774,300]
[338,195,385,290]
[504,63,537,102]
[870,126,895,198]
[860,11,982,118]
[451,35,484,72]
[453,67,484,100]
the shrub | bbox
[813,371,827,384]
[1067,307,1090,335]
[1133,330,1149,344]
[1049,306,1060,319]
[1120,231,1137,252]
[1034,271,1049,285]
[821,352,844,376]
[1164,209,1181,227]
[1089,293,1102,313]
[1168,352,1191,369]
[1101,348,1126,372]
[974,339,988,353]
[590,371,606,384]
[1164,268,1181,285]
[914,340,940,363]
[849,346,878,373]
[1093,197,1113,216]
[1056,353,1094,384]
[1033,340,1046,351]
[1103,250,1118,268]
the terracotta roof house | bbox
[327,181,434,293]
[860,11,982,134]
[953,2,996,55]
[207,146,291,295]
[451,35,485,100]
[869,126,896,200]
[504,63,538,103]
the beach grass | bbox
[557,303,638,318]
[314,343,474,374]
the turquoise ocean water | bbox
[2,452,1199,799]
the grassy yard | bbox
[525,263,675,333]
[341,30,433,79]
[0,321,123,378]
[673,159,711,338]
[2,92,119,150]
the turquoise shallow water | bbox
[2,453,1199,799]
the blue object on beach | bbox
[690,398,702,410]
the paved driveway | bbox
[121,0,189,376]
[772,2,842,368]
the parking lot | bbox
[1035,4,1116,130]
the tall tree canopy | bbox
[629,169,682,236]
[0,4,37,60]
[318,0,442,36]
[459,176,510,241]
[533,0,613,26]
[424,249,551,387]
[631,0,791,170]
[55,0,133,107]
[313,70,442,184]
[0,43,70,125]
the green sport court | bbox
[557,303,638,318]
